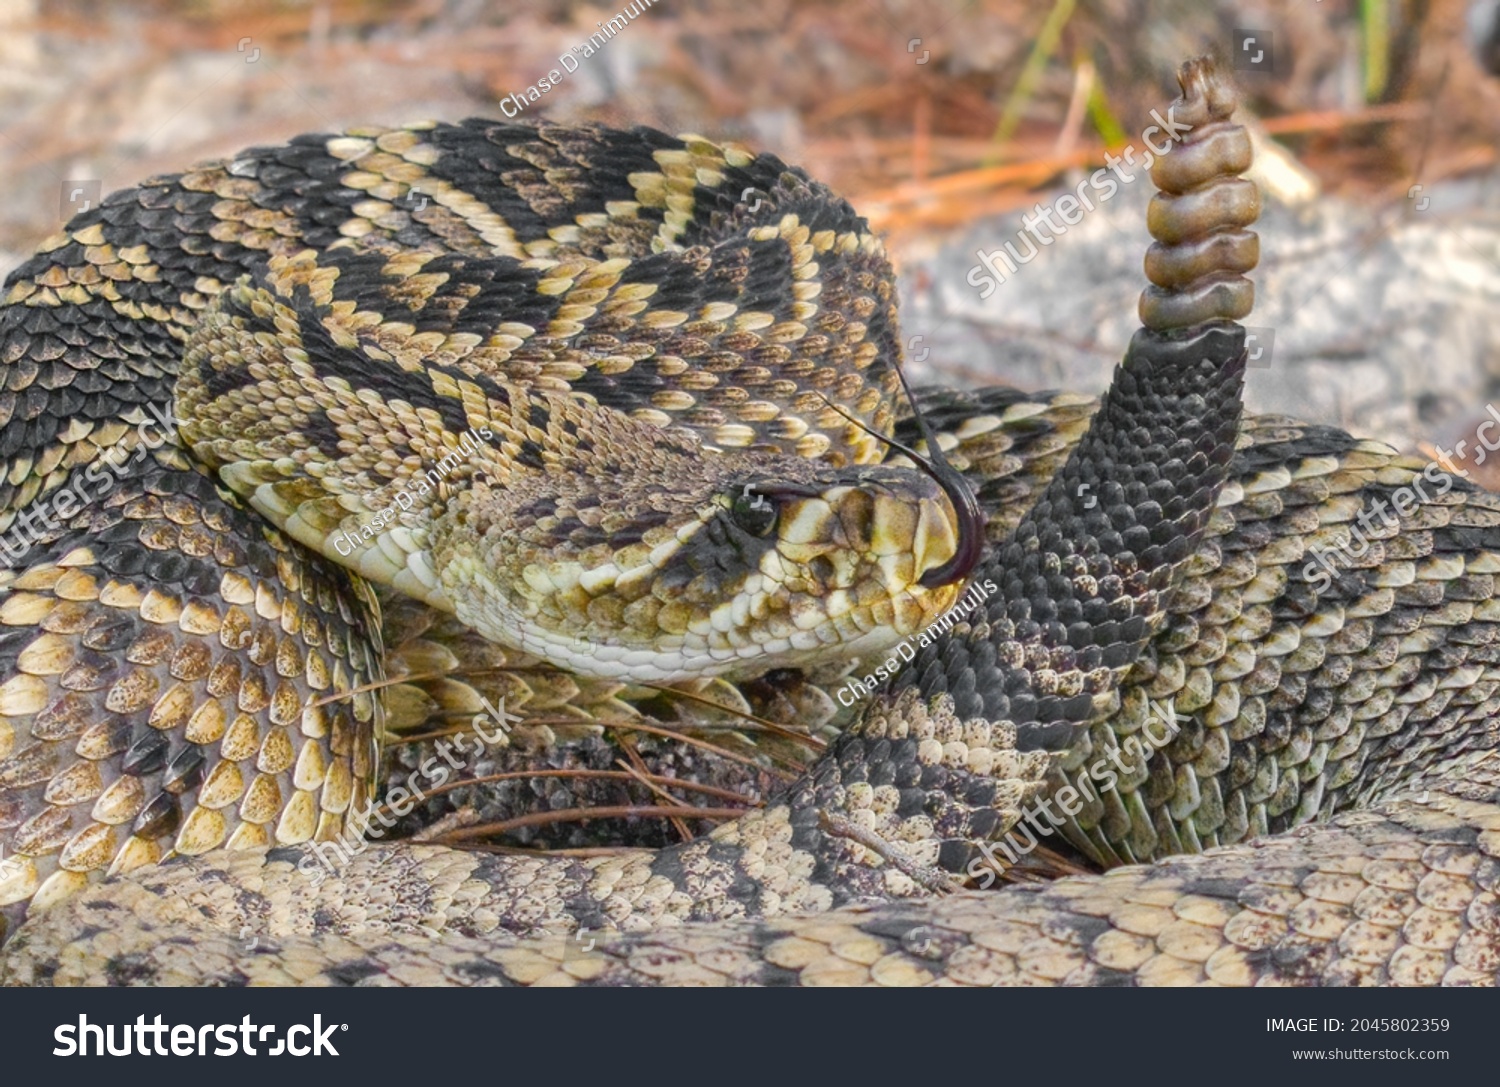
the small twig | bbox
[410,806,482,842]
[394,720,498,746]
[418,767,757,807]
[634,682,827,752]
[433,805,747,843]
[610,720,802,775]
[616,731,694,842]
[817,810,958,896]
[913,87,930,186]
[303,666,515,709]
[1052,57,1093,160]
[456,842,652,859]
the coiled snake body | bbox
[4,60,1500,987]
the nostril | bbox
[836,488,874,551]
[808,555,837,584]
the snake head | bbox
[432,444,977,684]
[178,260,984,688]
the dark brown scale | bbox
[131,792,180,839]
[161,744,207,795]
[120,726,171,777]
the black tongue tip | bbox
[918,469,986,589]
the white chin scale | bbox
[453,605,914,685]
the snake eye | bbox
[730,489,780,537]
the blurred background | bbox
[3,0,1499,472]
